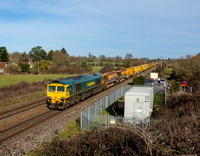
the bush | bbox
[29,125,154,156]
[4,65,21,74]
[150,92,200,155]
[20,64,30,72]
[169,80,180,93]
[133,76,145,85]
[100,63,115,74]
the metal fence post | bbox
[81,112,83,130]
[95,102,97,116]
[88,108,90,129]
[107,114,109,128]
[164,84,166,106]
[106,96,108,108]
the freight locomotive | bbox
[46,63,156,109]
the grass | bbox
[101,102,117,116]
[92,66,124,73]
[0,74,76,87]
[153,93,164,107]
[83,103,117,128]
[92,66,103,73]
[59,121,82,140]
[87,62,123,66]
[165,68,173,79]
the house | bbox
[21,59,33,68]
[0,62,9,74]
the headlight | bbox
[60,98,64,101]
[47,97,51,100]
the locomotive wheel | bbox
[81,93,86,101]
[75,96,80,103]
[65,101,71,108]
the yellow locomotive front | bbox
[47,84,70,109]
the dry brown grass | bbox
[0,79,51,106]
[149,91,200,155]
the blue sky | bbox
[0,0,200,59]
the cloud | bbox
[0,0,200,58]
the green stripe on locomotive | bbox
[48,73,103,95]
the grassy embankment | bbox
[0,74,75,107]
[87,62,123,66]
[92,66,123,73]
[0,74,76,88]
[165,68,173,79]
[91,67,103,73]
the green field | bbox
[0,74,76,88]
[87,62,123,66]
[92,67,103,73]
[165,68,173,78]
[92,66,123,73]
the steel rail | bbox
[0,110,60,144]
[0,99,46,120]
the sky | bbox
[0,0,200,59]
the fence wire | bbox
[81,86,126,130]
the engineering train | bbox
[46,62,156,109]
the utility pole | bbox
[160,57,162,68]
[99,59,100,72]
[164,83,166,106]
[114,57,115,69]
[38,62,39,74]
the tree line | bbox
[172,53,200,92]
[0,46,154,74]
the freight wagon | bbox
[117,68,127,82]
[103,71,118,89]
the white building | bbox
[124,87,153,123]
[150,72,158,80]
[0,62,9,74]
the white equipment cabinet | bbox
[124,87,153,121]
[150,72,158,80]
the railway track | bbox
[0,65,156,144]
[0,99,46,120]
[0,110,60,144]
[0,82,127,144]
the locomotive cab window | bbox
[97,79,100,85]
[57,86,65,92]
[48,86,55,92]
[66,87,70,92]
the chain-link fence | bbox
[81,84,166,130]
[81,86,126,130]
